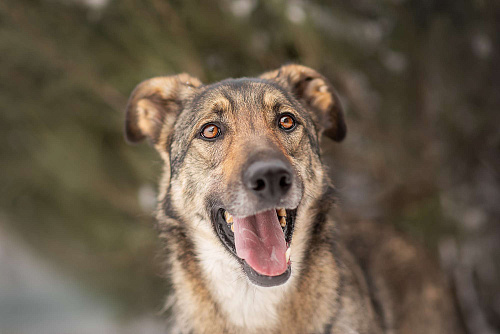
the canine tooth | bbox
[280,216,287,227]
[230,224,234,232]
[224,211,233,223]
[277,208,286,216]
[285,247,291,263]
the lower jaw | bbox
[242,261,292,287]
[212,208,297,287]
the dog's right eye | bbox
[200,123,220,140]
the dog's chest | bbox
[195,233,289,331]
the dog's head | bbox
[125,65,346,287]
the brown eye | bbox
[279,114,296,131]
[201,124,220,139]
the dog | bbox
[124,65,464,333]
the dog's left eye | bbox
[278,114,296,131]
[200,123,221,140]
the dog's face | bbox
[125,65,346,287]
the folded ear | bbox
[125,74,202,144]
[260,64,346,142]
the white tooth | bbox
[277,208,286,216]
[279,216,287,227]
[230,224,234,232]
[224,211,234,223]
[285,247,291,263]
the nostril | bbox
[279,174,291,189]
[253,179,266,191]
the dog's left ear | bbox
[260,65,346,142]
[125,73,202,145]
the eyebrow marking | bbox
[221,91,236,113]
[262,90,279,109]
[211,107,224,115]
[272,102,282,115]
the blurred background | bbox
[0,0,499,333]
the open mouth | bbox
[212,207,296,287]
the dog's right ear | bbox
[125,74,202,144]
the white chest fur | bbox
[193,228,293,331]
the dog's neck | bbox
[195,234,291,330]
[162,186,339,333]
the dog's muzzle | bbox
[210,154,301,287]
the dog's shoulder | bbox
[336,219,464,334]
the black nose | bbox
[244,159,293,201]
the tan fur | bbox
[125,65,463,334]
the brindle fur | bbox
[125,65,463,334]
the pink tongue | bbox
[233,209,287,276]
